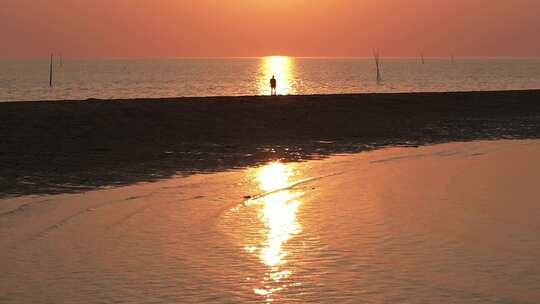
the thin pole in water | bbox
[49,53,54,87]
[373,49,382,84]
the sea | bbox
[1,57,540,102]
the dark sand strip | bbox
[1,90,540,197]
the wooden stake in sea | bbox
[49,53,54,87]
[373,49,382,84]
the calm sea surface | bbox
[1,57,540,101]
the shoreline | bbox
[2,88,540,104]
[1,90,540,197]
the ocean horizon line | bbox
[2,56,540,61]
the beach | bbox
[3,1,540,302]
[1,90,540,197]
[2,91,540,303]
[1,140,540,303]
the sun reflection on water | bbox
[258,56,295,95]
[256,162,294,192]
[246,162,304,301]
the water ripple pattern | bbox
[2,58,540,101]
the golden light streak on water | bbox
[258,56,295,95]
[256,162,294,192]
[247,162,304,301]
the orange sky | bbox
[2,0,540,58]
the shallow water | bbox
[1,57,540,101]
[1,140,540,303]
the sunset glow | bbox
[3,0,540,302]
[2,0,540,58]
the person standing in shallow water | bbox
[270,75,277,95]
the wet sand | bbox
[1,140,540,303]
[1,90,540,197]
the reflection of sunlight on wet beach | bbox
[256,162,294,191]
[258,56,295,95]
[241,162,304,301]
[259,190,302,268]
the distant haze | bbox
[2,0,540,58]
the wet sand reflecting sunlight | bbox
[3,141,540,303]
[233,162,304,301]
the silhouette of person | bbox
[270,75,277,95]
